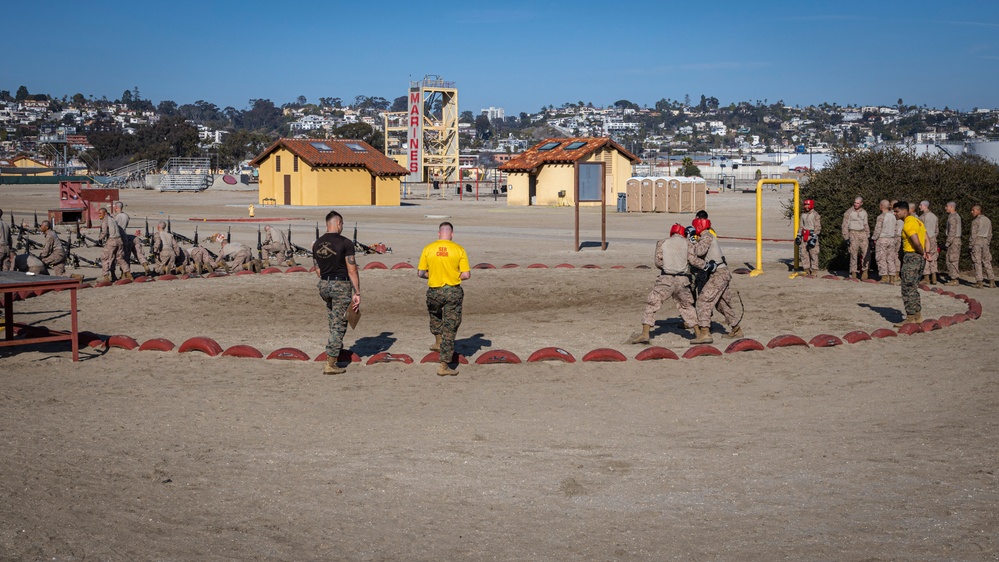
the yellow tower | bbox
[392,75,459,183]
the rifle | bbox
[193,227,200,247]
[353,222,373,254]
[33,210,39,230]
[226,226,231,243]
[71,252,101,268]
[144,217,152,247]
[172,229,195,245]
[257,226,263,261]
[287,226,312,257]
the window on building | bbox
[345,142,367,153]
[276,155,281,172]
[564,141,587,150]
[294,155,299,172]
[537,142,561,151]
[309,142,333,151]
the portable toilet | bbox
[640,178,654,212]
[626,178,642,212]
[679,177,694,213]
[667,178,681,213]
[653,178,668,212]
[693,177,707,213]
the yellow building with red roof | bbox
[250,139,408,206]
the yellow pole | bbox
[751,179,801,278]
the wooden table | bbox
[0,271,80,361]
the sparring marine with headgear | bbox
[687,217,744,344]
[796,199,821,276]
[629,223,698,344]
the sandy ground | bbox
[1,184,997,560]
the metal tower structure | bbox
[404,75,459,183]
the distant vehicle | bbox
[792,166,810,173]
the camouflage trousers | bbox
[0,247,13,271]
[262,243,288,259]
[875,238,899,276]
[101,238,128,277]
[922,237,938,275]
[971,239,994,282]
[427,284,463,361]
[319,279,353,357]
[798,240,819,271]
[900,253,925,315]
[129,237,148,266]
[695,267,739,329]
[41,254,66,276]
[847,231,869,274]
[945,241,961,279]
[156,250,176,274]
[642,274,696,327]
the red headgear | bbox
[803,199,815,211]
[692,218,711,235]
[669,223,685,237]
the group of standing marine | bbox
[629,211,744,346]
[313,210,470,377]
[800,196,994,327]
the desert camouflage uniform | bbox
[217,242,252,269]
[893,217,903,271]
[154,230,179,274]
[319,279,353,357]
[798,209,821,271]
[842,207,870,275]
[0,219,12,271]
[971,214,994,283]
[688,231,739,329]
[99,213,128,278]
[945,211,962,280]
[188,246,215,272]
[262,227,289,261]
[15,253,46,274]
[901,253,926,314]
[642,237,696,327]
[921,211,939,275]
[427,284,463,361]
[125,234,149,268]
[39,229,67,276]
[872,210,899,277]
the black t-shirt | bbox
[312,232,354,278]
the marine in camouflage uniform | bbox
[842,197,870,279]
[944,202,962,285]
[688,220,742,344]
[320,279,354,358]
[797,202,821,274]
[187,246,215,274]
[38,221,67,276]
[426,284,464,361]
[970,205,994,288]
[98,207,130,281]
[872,200,899,284]
[313,210,361,375]
[919,201,939,283]
[630,225,696,344]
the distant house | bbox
[499,138,639,206]
[1,155,54,177]
[250,138,407,206]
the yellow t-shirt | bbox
[418,239,470,287]
[900,215,927,253]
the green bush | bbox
[786,146,999,272]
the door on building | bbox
[528,174,537,205]
[370,177,377,206]
[283,175,291,205]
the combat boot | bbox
[262,258,271,268]
[974,281,983,289]
[70,274,85,282]
[722,325,744,339]
[123,271,134,280]
[930,273,937,285]
[430,334,441,352]
[861,270,868,281]
[922,274,930,284]
[912,312,923,324]
[221,262,231,274]
[990,279,996,288]
[690,326,714,345]
[142,263,150,275]
[851,272,858,280]
[879,275,891,285]
[205,262,215,274]
[437,362,459,377]
[287,258,296,267]
[628,324,652,345]
[894,314,914,328]
[323,357,345,375]
[101,275,111,283]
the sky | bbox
[5,0,999,114]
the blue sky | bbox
[6,0,999,114]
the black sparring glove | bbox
[705,260,718,274]
[685,226,697,240]
[845,238,850,248]
[795,235,802,246]
[807,238,817,249]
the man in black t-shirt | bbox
[313,210,361,375]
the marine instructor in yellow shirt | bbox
[892,201,928,327]
[418,222,471,376]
